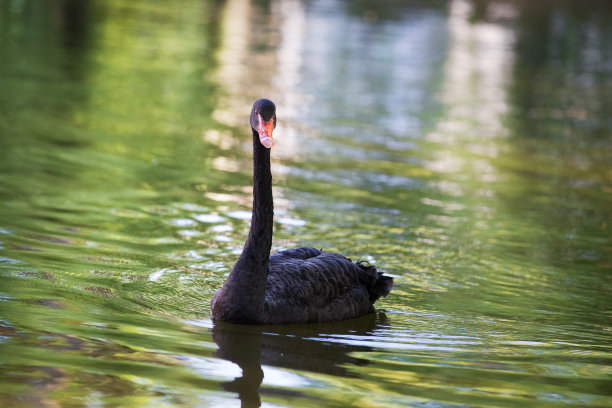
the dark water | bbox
[1,0,611,406]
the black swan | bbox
[211,99,393,325]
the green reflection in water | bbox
[0,0,611,407]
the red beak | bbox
[258,114,275,148]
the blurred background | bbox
[0,0,611,407]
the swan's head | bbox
[250,99,276,148]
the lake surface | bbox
[1,0,611,406]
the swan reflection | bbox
[211,312,389,407]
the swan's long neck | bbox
[212,129,273,323]
[245,128,274,262]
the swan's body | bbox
[211,99,392,325]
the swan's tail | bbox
[356,262,394,302]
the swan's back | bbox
[263,247,393,324]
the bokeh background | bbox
[1,0,611,407]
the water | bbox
[1,0,611,406]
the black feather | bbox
[211,100,393,325]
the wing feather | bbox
[263,247,391,324]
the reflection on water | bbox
[1,0,611,407]
[210,314,385,408]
